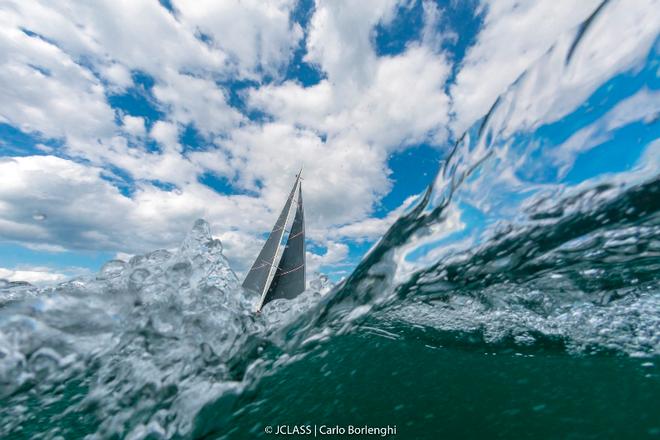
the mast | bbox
[242,170,305,312]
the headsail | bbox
[242,171,306,311]
[242,175,298,296]
[263,186,305,303]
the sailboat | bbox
[242,170,306,312]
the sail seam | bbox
[276,264,304,276]
[287,231,304,239]
[256,178,301,311]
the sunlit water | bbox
[1,2,659,438]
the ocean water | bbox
[1,2,660,439]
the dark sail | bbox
[263,188,306,304]
[242,179,298,295]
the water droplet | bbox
[97,260,127,280]
[128,268,150,290]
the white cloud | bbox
[4,0,225,78]
[218,122,390,229]
[552,88,660,177]
[305,0,399,89]
[499,0,660,135]
[0,18,115,142]
[172,0,302,77]
[0,155,335,274]
[250,0,451,152]
[6,0,645,283]
[122,115,146,138]
[0,156,136,250]
[1,0,302,115]
[250,46,451,149]
[450,0,602,135]
[332,195,418,242]
[0,155,207,253]
[87,135,200,186]
[0,267,68,284]
[420,0,456,52]
[152,71,244,135]
[241,3,453,241]
[0,0,458,279]
[100,63,133,91]
[149,121,179,150]
[306,241,350,275]
[114,252,133,261]
[21,242,68,253]
[0,0,300,154]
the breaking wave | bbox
[1,2,659,438]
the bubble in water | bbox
[96,259,127,280]
[128,268,150,291]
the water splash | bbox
[1,1,659,438]
[290,0,660,358]
[0,219,329,438]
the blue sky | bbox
[0,0,655,284]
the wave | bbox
[0,1,658,438]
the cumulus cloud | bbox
[331,195,418,242]
[218,123,390,228]
[122,115,147,138]
[152,71,244,135]
[306,241,350,275]
[0,0,299,150]
[3,0,225,78]
[0,266,69,284]
[449,0,602,135]
[305,0,398,88]
[4,0,648,281]
[0,156,138,250]
[0,18,115,143]
[243,0,453,239]
[499,0,660,134]
[249,45,451,149]
[551,88,660,178]
[0,155,277,271]
[172,0,303,77]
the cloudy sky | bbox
[0,0,612,284]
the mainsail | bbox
[242,171,306,311]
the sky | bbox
[0,0,616,284]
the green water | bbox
[214,332,659,440]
